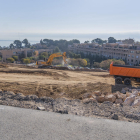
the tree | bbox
[39,55,46,60]
[93,62,100,68]
[41,52,48,57]
[12,55,18,61]
[9,43,15,49]
[40,39,45,45]
[7,58,14,63]
[22,39,29,47]
[14,40,22,48]
[108,37,117,43]
[84,41,89,43]
[23,58,30,64]
[100,59,125,70]
[54,47,60,53]
[79,59,87,67]
[71,39,80,44]
[92,38,103,44]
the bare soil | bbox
[0,64,115,99]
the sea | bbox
[0,32,140,47]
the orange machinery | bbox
[110,62,140,85]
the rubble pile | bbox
[0,88,140,123]
[82,88,140,107]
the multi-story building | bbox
[0,48,53,62]
[68,43,140,66]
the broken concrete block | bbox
[96,95,105,103]
[105,94,116,103]
[132,98,140,107]
[115,99,123,104]
[37,106,45,111]
[123,95,136,106]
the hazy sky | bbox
[0,0,140,41]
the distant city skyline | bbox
[0,0,140,46]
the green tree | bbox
[23,58,30,64]
[12,55,18,61]
[92,38,103,44]
[54,47,60,53]
[22,39,29,48]
[41,52,48,57]
[108,37,117,43]
[84,41,89,43]
[14,40,22,48]
[9,43,15,49]
[39,55,46,60]
[7,58,14,63]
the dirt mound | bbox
[0,63,8,68]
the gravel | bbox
[0,90,140,123]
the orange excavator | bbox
[36,52,67,68]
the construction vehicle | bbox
[110,62,140,85]
[36,52,67,68]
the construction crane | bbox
[36,52,67,68]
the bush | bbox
[23,58,30,64]
[41,52,48,57]
[68,58,87,67]
[93,62,100,68]
[7,58,14,63]
[12,55,18,61]
[39,55,46,60]
[100,59,125,70]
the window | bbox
[128,55,130,57]
[136,56,139,58]
[132,55,134,58]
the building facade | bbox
[0,48,53,62]
[68,43,140,66]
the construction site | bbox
[0,52,140,123]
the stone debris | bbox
[115,99,123,104]
[96,95,105,103]
[111,114,118,120]
[132,98,140,107]
[0,88,140,123]
[105,94,116,103]
[37,106,45,111]
[123,95,136,106]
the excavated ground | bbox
[0,64,140,122]
[0,64,115,99]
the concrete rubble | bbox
[0,88,140,123]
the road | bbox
[0,105,140,140]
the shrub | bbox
[7,58,14,63]
[12,55,18,61]
[93,62,100,68]
[68,58,87,67]
[23,58,30,64]
[100,59,125,70]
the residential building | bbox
[68,43,140,66]
[0,48,53,62]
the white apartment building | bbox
[68,43,140,66]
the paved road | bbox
[0,105,140,140]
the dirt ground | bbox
[0,64,116,99]
[0,64,140,99]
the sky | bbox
[0,0,140,45]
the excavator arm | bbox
[46,53,63,65]
[36,52,67,67]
